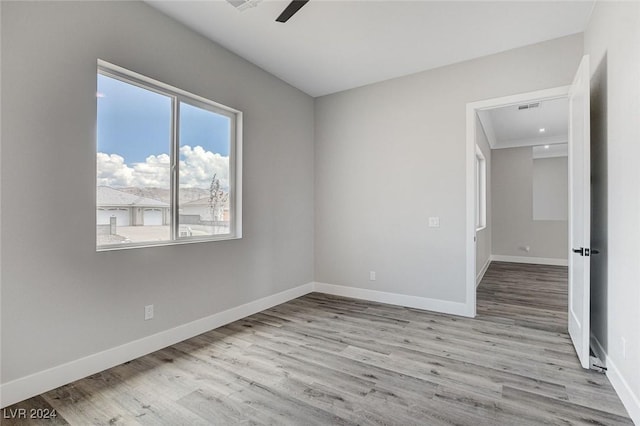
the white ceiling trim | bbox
[471,86,570,111]
[533,143,568,159]
[495,135,568,150]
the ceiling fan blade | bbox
[276,0,309,23]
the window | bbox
[96,61,242,250]
[475,146,486,231]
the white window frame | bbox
[96,60,243,251]
[475,145,486,231]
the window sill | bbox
[97,234,242,252]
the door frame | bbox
[464,85,571,317]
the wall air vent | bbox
[226,0,262,11]
[518,103,540,110]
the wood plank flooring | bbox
[477,261,568,333]
[2,262,632,425]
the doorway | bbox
[474,94,571,335]
[466,55,592,369]
[464,85,571,317]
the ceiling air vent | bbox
[517,102,540,110]
[226,0,262,11]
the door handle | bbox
[572,247,593,256]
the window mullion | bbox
[171,96,180,241]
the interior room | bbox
[1,1,639,424]
[474,97,572,333]
[479,97,569,262]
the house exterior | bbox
[180,196,230,223]
[97,186,170,227]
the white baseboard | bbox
[590,335,640,425]
[0,277,533,409]
[491,254,568,266]
[476,258,491,287]
[1,281,471,408]
[0,282,314,409]
[606,356,640,425]
[7,279,633,421]
[313,282,471,318]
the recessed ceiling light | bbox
[544,145,550,149]
[539,128,546,133]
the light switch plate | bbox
[144,304,154,321]
[428,217,440,228]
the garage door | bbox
[97,209,111,225]
[144,208,163,226]
[97,208,129,226]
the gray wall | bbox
[585,0,640,408]
[475,116,492,278]
[1,1,314,383]
[492,147,568,260]
[315,34,583,302]
[532,156,568,221]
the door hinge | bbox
[590,356,607,373]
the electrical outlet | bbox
[428,217,440,228]
[144,304,154,321]
[622,337,627,359]
[369,271,376,281]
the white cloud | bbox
[97,153,135,187]
[97,146,228,190]
[131,153,171,188]
[179,145,229,190]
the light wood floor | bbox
[477,261,569,333]
[2,262,632,425]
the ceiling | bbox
[146,0,595,97]
[477,97,569,150]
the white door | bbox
[568,55,591,369]
[143,208,163,226]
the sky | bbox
[97,73,230,189]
